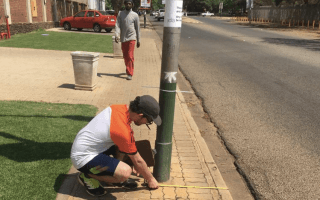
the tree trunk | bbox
[112,0,124,16]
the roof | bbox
[72,0,88,4]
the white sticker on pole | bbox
[164,0,183,28]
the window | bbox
[87,11,94,17]
[75,11,85,17]
[95,12,100,17]
[99,10,115,16]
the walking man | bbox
[115,0,140,80]
[71,95,161,196]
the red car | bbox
[60,10,116,33]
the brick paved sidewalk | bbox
[0,17,232,200]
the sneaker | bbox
[122,179,138,189]
[126,75,132,80]
[113,179,138,189]
[78,173,107,196]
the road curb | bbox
[176,88,233,200]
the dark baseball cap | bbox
[137,95,162,126]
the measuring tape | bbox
[159,184,228,190]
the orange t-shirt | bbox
[110,105,137,154]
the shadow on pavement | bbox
[54,174,70,193]
[51,27,113,34]
[55,172,150,200]
[103,55,115,58]
[262,38,320,51]
[58,83,75,89]
[98,72,127,79]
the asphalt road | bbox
[149,15,320,200]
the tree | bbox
[105,0,113,9]
[106,0,143,14]
[152,0,164,10]
[182,0,246,13]
[253,0,320,6]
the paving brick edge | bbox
[176,88,233,200]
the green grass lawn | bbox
[0,29,113,53]
[0,101,97,199]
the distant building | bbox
[88,0,105,11]
[0,0,88,35]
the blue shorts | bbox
[77,145,120,176]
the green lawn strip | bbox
[0,101,97,200]
[0,29,113,53]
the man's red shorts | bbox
[121,40,136,76]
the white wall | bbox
[87,0,105,10]
[3,0,12,24]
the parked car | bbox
[201,11,214,17]
[59,10,116,33]
[101,10,115,16]
[150,10,156,16]
[156,9,165,21]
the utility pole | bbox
[144,10,146,28]
[219,2,223,17]
[248,0,252,25]
[63,0,67,17]
[153,0,183,182]
[53,0,58,25]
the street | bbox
[149,15,320,200]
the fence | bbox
[250,6,320,23]
[235,6,320,29]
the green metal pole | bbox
[153,0,183,182]
[154,82,176,181]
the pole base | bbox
[153,142,172,182]
[74,84,97,91]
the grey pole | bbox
[63,0,67,17]
[153,0,183,182]
[53,0,58,26]
[248,0,252,25]
[144,11,146,28]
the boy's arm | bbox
[128,152,158,189]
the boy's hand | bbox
[132,166,140,176]
[147,178,159,189]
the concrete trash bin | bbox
[71,51,100,91]
[112,36,123,59]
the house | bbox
[0,0,89,36]
[88,0,105,11]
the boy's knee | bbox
[121,164,132,181]
[116,162,132,182]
